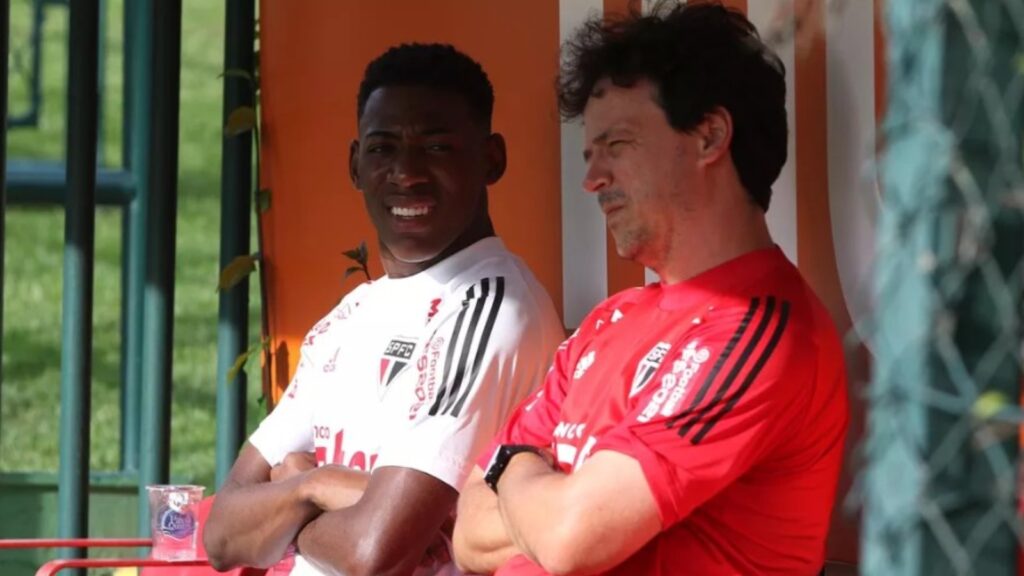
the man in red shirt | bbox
[452,2,849,575]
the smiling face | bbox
[581,78,702,269]
[350,85,505,277]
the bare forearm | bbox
[204,476,320,570]
[496,452,663,576]
[303,465,370,511]
[296,509,418,576]
[296,467,457,576]
[453,480,519,574]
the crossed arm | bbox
[453,450,661,576]
[204,442,456,576]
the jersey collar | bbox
[657,246,791,311]
[378,236,508,288]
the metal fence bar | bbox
[6,0,45,128]
[0,538,150,549]
[34,557,208,576]
[861,1,946,569]
[214,0,255,488]
[119,0,153,475]
[137,0,181,533]
[0,0,9,455]
[56,0,100,566]
[95,0,106,166]
[6,163,134,205]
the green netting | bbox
[861,0,1024,574]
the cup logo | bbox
[158,505,195,540]
[167,492,189,512]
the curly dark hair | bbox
[558,1,787,211]
[357,43,494,129]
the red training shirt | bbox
[483,247,849,575]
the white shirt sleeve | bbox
[373,275,557,491]
[248,347,317,466]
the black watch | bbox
[483,444,550,494]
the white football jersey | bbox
[249,237,564,576]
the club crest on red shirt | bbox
[630,341,672,398]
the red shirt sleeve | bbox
[594,298,816,527]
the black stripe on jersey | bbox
[451,277,506,416]
[430,277,506,417]
[443,278,492,414]
[666,298,760,430]
[691,300,790,444]
[429,285,474,416]
[675,296,777,441]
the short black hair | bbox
[558,1,787,211]
[357,43,495,129]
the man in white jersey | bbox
[204,43,564,576]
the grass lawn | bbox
[1,0,264,490]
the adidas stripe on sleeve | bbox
[428,276,506,418]
[374,276,555,491]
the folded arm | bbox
[452,466,520,574]
[296,466,458,576]
[203,443,369,570]
[495,450,661,576]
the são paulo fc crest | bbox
[380,337,416,388]
[630,341,672,397]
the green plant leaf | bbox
[228,337,270,383]
[218,254,258,292]
[342,241,370,281]
[224,106,257,137]
[227,349,250,383]
[342,241,368,265]
[257,188,271,213]
[342,246,363,262]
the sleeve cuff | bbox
[248,426,286,467]
[593,428,682,529]
[476,440,501,471]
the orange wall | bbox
[259,1,562,401]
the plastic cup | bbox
[146,484,204,560]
